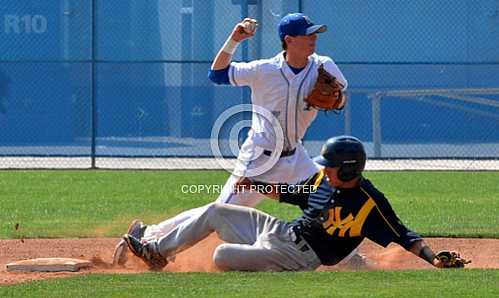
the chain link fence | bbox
[1,0,498,170]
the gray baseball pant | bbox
[143,175,265,241]
[152,202,321,271]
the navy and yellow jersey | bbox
[280,170,422,266]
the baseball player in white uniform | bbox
[113,13,355,264]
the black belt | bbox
[291,226,310,252]
[263,148,296,158]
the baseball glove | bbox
[305,64,346,111]
[435,250,471,268]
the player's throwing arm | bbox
[211,18,258,70]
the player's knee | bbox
[213,244,233,270]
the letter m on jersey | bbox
[322,198,376,237]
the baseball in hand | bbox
[242,18,257,34]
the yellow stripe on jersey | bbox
[360,187,400,238]
[320,185,401,238]
[312,169,326,190]
[348,198,376,236]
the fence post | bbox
[370,93,382,158]
[90,0,97,169]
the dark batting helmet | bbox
[314,136,366,181]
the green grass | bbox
[1,170,498,239]
[364,171,499,238]
[1,270,498,297]
[1,170,498,295]
[0,170,229,238]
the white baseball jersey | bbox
[228,52,348,184]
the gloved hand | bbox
[305,64,346,111]
[435,250,471,268]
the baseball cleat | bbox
[127,219,147,240]
[112,239,128,266]
[122,234,167,271]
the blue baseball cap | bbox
[278,13,327,41]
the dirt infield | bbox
[1,235,498,285]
